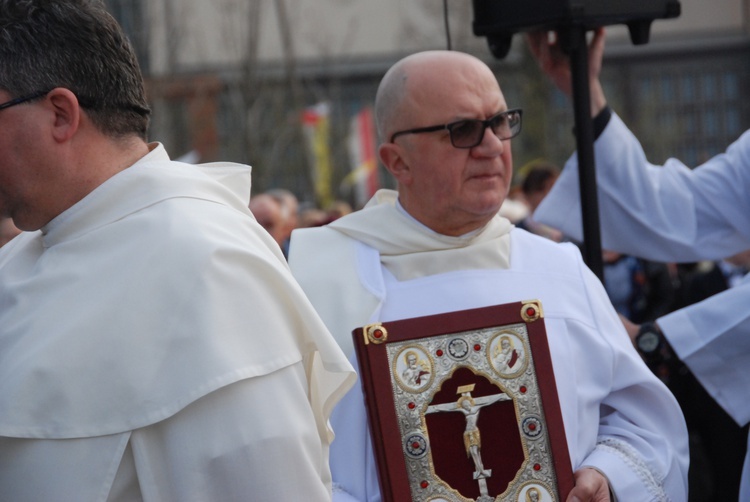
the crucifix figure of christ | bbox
[426,384,511,500]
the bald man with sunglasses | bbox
[289,50,688,502]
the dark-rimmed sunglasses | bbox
[390,108,523,149]
[0,90,50,112]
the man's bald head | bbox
[374,51,497,143]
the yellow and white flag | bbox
[302,102,334,208]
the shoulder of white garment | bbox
[0,156,353,438]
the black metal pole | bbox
[558,26,604,281]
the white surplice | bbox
[289,189,689,502]
[0,144,355,500]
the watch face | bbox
[637,331,661,353]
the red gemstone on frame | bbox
[373,329,383,338]
[520,386,527,393]
[534,463,541,471]
[408,402,416,409]
[436,349,444,357]
[526,307,536,317]
[474,344,481,351]
[420,481,429,489]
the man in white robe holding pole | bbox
[0,1,354,499]
[289,50,688,501]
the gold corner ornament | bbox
[521,300,544,323]
[364,324,388,345]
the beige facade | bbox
[142,0,747,74]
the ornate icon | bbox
[488,331,528,378]
[354,301,573,502]
[393,346,434,393]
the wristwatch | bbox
[635,322,664,362]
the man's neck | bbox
[31,135,151,230]
[394,198,489,238]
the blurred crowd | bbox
[248,189,353,259]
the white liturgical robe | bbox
[289,189,689,502]
[0,144,355,500]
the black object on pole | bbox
[471,0,681,280]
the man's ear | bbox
[379,142,413,185]
[46,88,81,143]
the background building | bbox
[105,0,750,209]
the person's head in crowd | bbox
[267,188,299,238]
[520,162,560,213]
[299,207,329,228]
[326,200,353,221]
[375,50,522,236]
[248,193,284,247]
[0,0,151,231]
